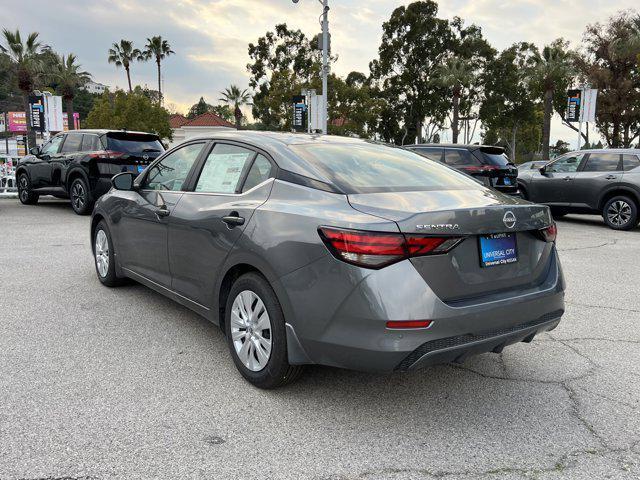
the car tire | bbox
[70,177,93,215]
[602,195,638,231]
[18,173,39,205]
[93,220,125,287]
[225,273,304,389]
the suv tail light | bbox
[318,227,463,269]
[536,223,557,242]
[86,150,125,160]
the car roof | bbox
[564,148,640,155]
[406,143,502,152]
[61,129,159,136]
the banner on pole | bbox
[44,95,65,132]
[28,95,46,132]
[580,89,598,123]
[566,89,581,123]
[292,95,307,132]
[7,112,27,132]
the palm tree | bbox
[436,58,474,144]
[529,40,573,160]
[107,40,143,93]
[219,85,251,129]
[51,54,91,130]
[1,29,43,147]
[143,36,174,104]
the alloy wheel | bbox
[230,290,272,372]
[19,176,29,202]
[95,230,109,277]
[72,181,85,210]
[607,200,632,227]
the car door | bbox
[53,132,83,187]
[168,142,275,308]
[529,153,583,204]
[115,141,207,288]
[30,134,65,188]
[566,152,622,209]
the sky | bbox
[3,0,638,146]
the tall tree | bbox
[219,85,251,129]
[0,29,43,147]
[143,36,174,104]
[528,39,574,159]
[50,54,90,130]
[107,40,143,93]
[435,58,474,143]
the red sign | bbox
[8,112,27,132]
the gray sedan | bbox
[91,132,565,388]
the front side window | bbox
[623,154,640,171]
[547,154,583,173]
[290,143,482,194]
[61,134,83,153]
[413,147,443,162]
[195,144,256,194]
[41,135,64,155]
[582,153,620,172]
[143,142,204,191]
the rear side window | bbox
[444,149,480,167]
[412,147,443,162]
[242,154,273,192]
[582,153,620,172]
[61,134,82,153]
[81,135,100,152]
[195,144,256,194]
[106,133,164,155]
[289,143,481,194]
[623,154,640,171]
[476,148,510,166]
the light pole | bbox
[293,0,329,134]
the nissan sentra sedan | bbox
[90,132,565,388]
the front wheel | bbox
[602,196,638,231]
[70,177,93,215]
[18,174,39,205]
[225,273,304,389]
[93,220,125,287]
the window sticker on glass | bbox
[196,151,252,193]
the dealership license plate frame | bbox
[478,232,518,268]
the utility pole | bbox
[321,0,329,135]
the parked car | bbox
[91,132,565,388]
[517,149,640,230]
[16,129,164,214]
[518,160,548,172]
[404,144,519,195]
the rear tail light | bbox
[86,150,125,160]
[463,165,500,174]
[386,320,433,330]
[318,227,463,269]
[536,223,557,242]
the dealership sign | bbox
[44,95,65,132]
[292,95,307,132]
[566,88,598,123]
[7,112,27,132]
[29,95,46,132]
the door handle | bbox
[222,212,245,227]
[155,205,170,217]
[605,175,616,180]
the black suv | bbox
[16,129,164,214]
[405,144,519,195]
[518,149,640,230]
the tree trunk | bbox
[66,98,75,131]
[511,125,518,162]
[157,59,162,105]
[415,118,422,144]
[22,92,36,150]
[611,123,620,148]
[542,88,553,160]
[235,105,242,130]
[126,66,132,93]
[452,90,460,144]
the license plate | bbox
[503,177,511,185]
[479,233,518,267]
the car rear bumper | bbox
[278,246,565,372]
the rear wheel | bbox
[602,196,638,231]
[18,174,39,205]
[225,273,304,389]
[70,177,93,215]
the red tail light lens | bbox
[538,223,557,242]
[386,320,433,329]
[318,227,463,269]
[86,150,125,160]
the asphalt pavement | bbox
[0,198,638,479]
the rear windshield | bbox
[476,147,511,167]
[105,133,164,155]
[289,143,483,194]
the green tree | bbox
[578,12,640,147]
[187,97,212,119]
[219,85,251,129]
[50,54,90,130]
[211,104,234,123]
[435,58,474,143]
[480,43,538,161]
[143,36,174,104]
[1,29,44,147]
[528,39,574,159]
[107,40,143,93]
[86,89,172,139]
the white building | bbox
[82,81,109,95]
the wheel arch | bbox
[598,186,640,211]
[66,167,90,193]
[15,166,29,181]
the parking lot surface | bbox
[1,198,639,480]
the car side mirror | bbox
[29,146,41,156]
[538,166,547,174]
[112,172,135,191]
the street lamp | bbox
[293,0,329,135]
